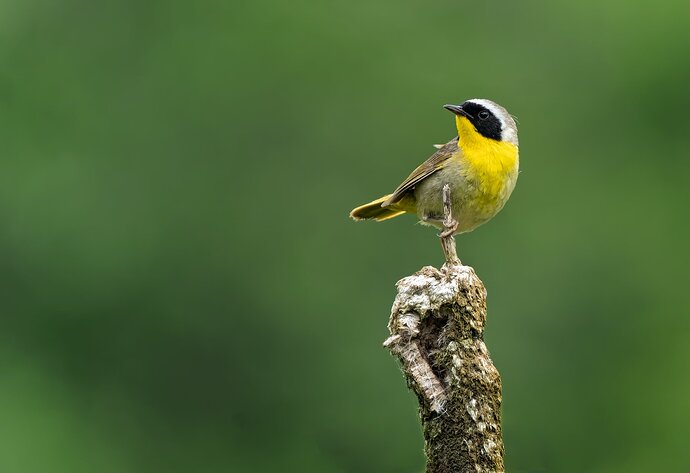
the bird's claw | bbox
[439,219,458,239]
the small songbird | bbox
[350,99,519,235]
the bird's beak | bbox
[444,104,470,118]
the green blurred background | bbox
[1,0,689,472]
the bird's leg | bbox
[439,184,460,265]
[439,183,459,238]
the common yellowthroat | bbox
[350,99,519,235]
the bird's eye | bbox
[478,110,490,120]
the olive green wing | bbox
[383,137,458,206]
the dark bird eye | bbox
[478,110,490,120]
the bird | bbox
[350,99,519,237]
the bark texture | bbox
[384,263,504,473]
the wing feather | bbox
[383,137,458,206]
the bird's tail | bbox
[349,194,406,221]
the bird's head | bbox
[444,99,518,146]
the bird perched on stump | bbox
[350,99,519,236]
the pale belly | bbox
[413,160,518,233]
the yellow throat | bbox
[455,115,519,201]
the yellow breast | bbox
[455,116,519,211]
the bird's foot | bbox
[439,219,458,239]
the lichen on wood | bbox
[383,184,505,473]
